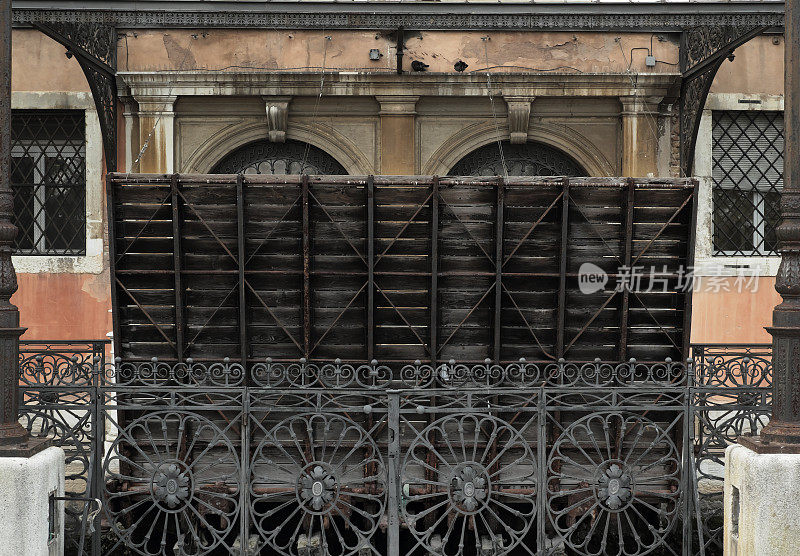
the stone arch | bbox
[422,121,615,177]
[182,120,372,174]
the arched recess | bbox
[182,121,371,175]
[422,121,614,177]
[448,141,587,177]
[211,139,347,175]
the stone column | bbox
[376,96,418,175]
[620,96,662,177]
[134,95,177,174]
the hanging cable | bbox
[482,37,508,179]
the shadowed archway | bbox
[448,141,587,177]
[211,139,348,175]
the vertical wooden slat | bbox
[493,178,504,362]
[556,178,570,359]
[105,174,122,359]
[236,173,248,364]
[170,173,185,361]
[429,177,439,362]
[366,175,375,361]
[618,178,636,360]
[302,175,312,359]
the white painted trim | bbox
[693,93,783,277]
[10,92,104,274]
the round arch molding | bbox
[182,120,373,175]
[422,121,615,177]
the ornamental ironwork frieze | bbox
[12,7,784,31]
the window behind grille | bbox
[10,110,86,255]
[712,110,783,256]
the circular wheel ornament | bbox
[547,412,680,556]
[102,411,240,555]
[250,413,386,556]
[402,414,537,555]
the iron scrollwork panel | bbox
[679,25,769,176]
[102,410,243,556]
[546,411,683,556]
[31,22,118,171]
[400,410,539,555]
[249,411,388,555]
[15,351,777,555]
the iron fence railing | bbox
[17,342,771,556]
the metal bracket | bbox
[679,25,769,176]
[30,22,118,171]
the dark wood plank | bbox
[556,179,570,359]
[366,175,375,361]
[236,174,248,364]
[171,174,185,361]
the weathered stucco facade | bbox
[8,25,785,347]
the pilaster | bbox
[134,94,177,174]
[620,95,662,178]
[376,96,419,175]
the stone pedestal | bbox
[724,444,800,555]
[0,447,65,556]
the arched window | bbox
[448,141,587,176]
[211,139,347,175]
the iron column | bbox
[0,0,43,456]
[743,0,800,451]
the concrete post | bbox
[0,448,66,556]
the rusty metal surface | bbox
[16,342,773,555]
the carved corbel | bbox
[504,97,534,144]
[263,97,291,143]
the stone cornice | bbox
[118,71,680,99]
[12,2,785,31]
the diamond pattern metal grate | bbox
[10,110,86,255]
[712,110,783,256]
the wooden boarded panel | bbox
[109,175,697,364]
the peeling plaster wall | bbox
[10,30,112,344]
[691,35,785,345]
[118,30,679,74]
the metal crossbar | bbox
[17,341,771,556]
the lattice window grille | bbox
[10,111,86,256]
[712,110,783,256]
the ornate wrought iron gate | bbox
[18,344,772,556]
